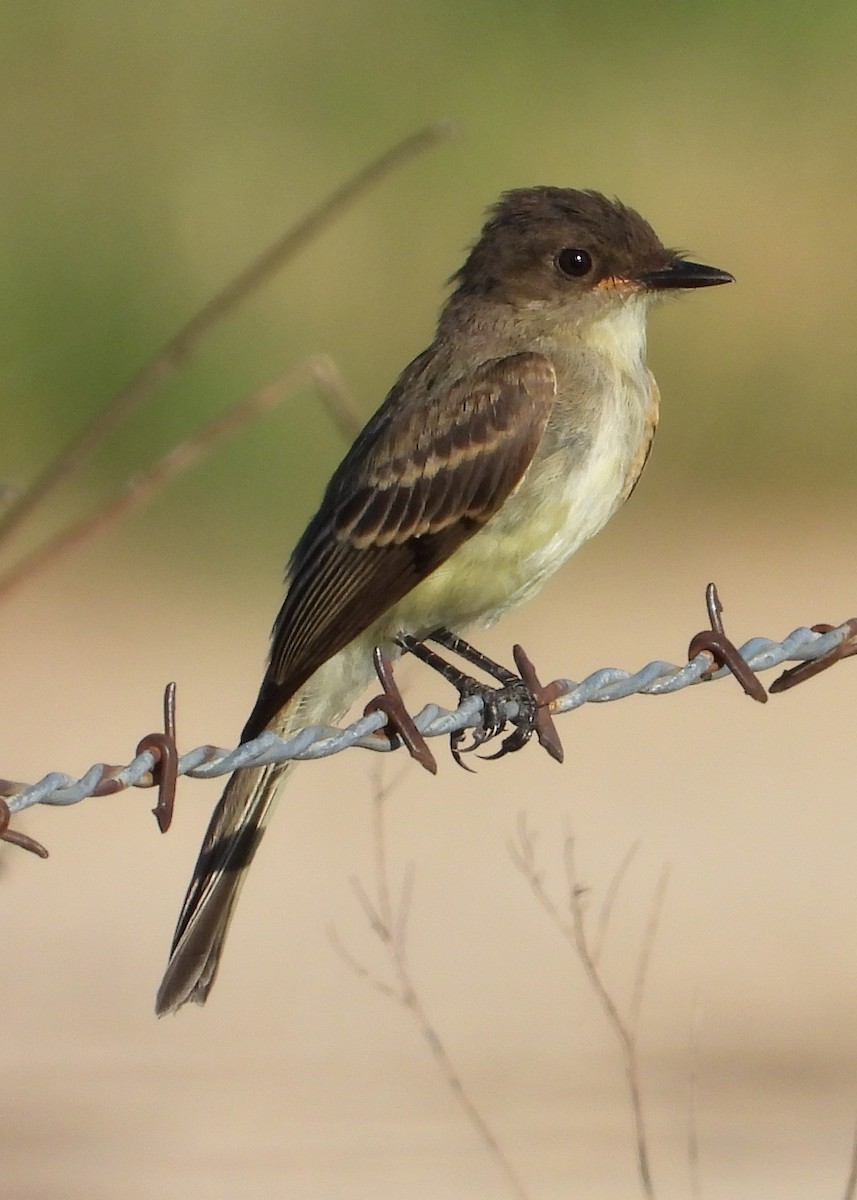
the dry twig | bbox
[510,816,668,1200]
[0,354,360,602]
[330,773,532,1200]
[0,122,453,552]
[843,1116,857,1200]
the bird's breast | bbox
[384,353,657,640]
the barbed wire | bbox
[2,613,854,852]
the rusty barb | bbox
[0,796,49,858]
[1,585,854,858]
[364,647,438,776]
[0,682,180,856]
[687,582,768,703]
[769,619,857,693]
[137,682,179,833]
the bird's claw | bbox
[449,674,546,769]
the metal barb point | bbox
[364,649,438,775]
[0,797,49,858]
[511,644,565,763]
[139,682,180,833]
[769,618,857,693]
[688,582,767,703]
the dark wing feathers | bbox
[241,350,556,742]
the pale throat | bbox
[505,292,656,587]
[585,292,650,378]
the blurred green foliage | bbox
[1,1,855,583]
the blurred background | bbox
[1,3,856,1197]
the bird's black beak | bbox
[641,258,734,290]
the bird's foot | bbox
[398,630,565,768]
[449,673,537,770]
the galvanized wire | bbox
[3,619,852,821]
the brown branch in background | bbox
[843,1116,857,1200]
[0,354,361,602]
[628,864,670,1036]
[0,121,454,548]
[330,774,532,1200]
[510,816,665,1200]
[303,353,364,443]
[592,840,640,966]
[564,837,658,1200]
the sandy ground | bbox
[2,495,856,1200]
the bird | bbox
[156,186,732,1014]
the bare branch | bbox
[0,354,355,602]
[336,782,533,1200]
[592,840,640,966]
[394,859,416,963]
[326,922,401,1004]
[509,823,659,1200]
[564,837,656,1200]
[0,121,454,548]
[349,875,389,943]
[306,354,364,442]
[842,1114,857,1200]
[629,865,671,1036]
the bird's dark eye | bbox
[555,247,593,278]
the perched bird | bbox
[156,186,732,1014]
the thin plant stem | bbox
[331,782,532,1200]
[593,840,640,966]
[0,121,453,547]
[842,1115,857,1200]
[629,866,670,1036]
[563,836,657,1200]
[0,354,358,602]
[510,816,662,1200]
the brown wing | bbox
[241,350,556,741]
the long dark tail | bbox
[155,756,291,1015]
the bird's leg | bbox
[396,632,506,767]
[398,629,565,767]
[428,630,535,762]
[431,632,565,763]
[427,630,520,686]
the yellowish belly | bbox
[302,357,657,716]
[386,366,656,639]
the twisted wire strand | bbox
[4,619,852,820]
